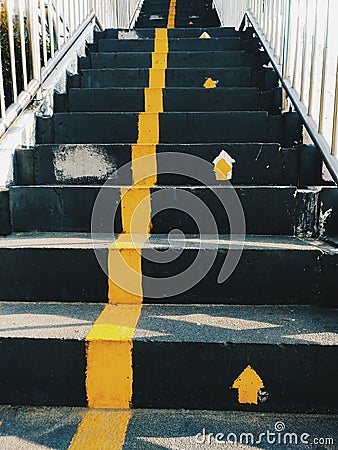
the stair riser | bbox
[133,342,338,412]
[15,144,301,186]
[10,186,318,236]
[94,38,250,52]
[0,239,336,304]
[69,68,278,90]
[0,189,11,236]
[95,28,247,40]
[79,51,267,70]
[55,88,281,114]
[0,247,108,302]
[0,339,86,406]
[0,338,336,412]
[36,112,302,146]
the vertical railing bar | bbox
[0,45,6,118]
[319,0,330,134]
[54,0,61,50]
[18,0,28,90]
[332,58,338,156]
[6,0,18,102]
[28,0,41,82]
[282,0,291,78]
[308,0,318,116]
[41,0,48,66]
[292,0,300,88]
[300,0,309,101]
[48,0,55,58]
[280,0,285,70]
[62,0,67,43]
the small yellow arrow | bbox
[232,365,264,404]
[203,77,218,89]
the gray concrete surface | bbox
[0,303,337,345]
[0,407,336,449]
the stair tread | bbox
[0,302,337,345]
[0,233,333,251]
[0,406,335,448]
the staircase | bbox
[0,0,337,447]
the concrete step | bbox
[36,112,302,146]
[94,37,249,52]
[54,87,281,114]
[95,27,250,42]
[78,51,267,70]
[0,407,336,448]
[69,67,278,90]
[95,27,249,40]
[0,233,336,305]
[16,143,308,186]
[10,185,319,236]
[136,17,221,28]
[0,302,337,411]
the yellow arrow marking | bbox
[232,365,264,404]
[203,77,218,89]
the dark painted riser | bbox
[18,143,321,187]
[0,189,11,236]
[9,186,319,236]
[138,8,215,15]
[54,88,281,115]
[91,38,254,52]
[78,51,268,70]
[1,333,337,412]
[0,235,336,305]
[135,18,221,28]
[36,112,302,146]
[94,27,251,39]
[69,67,278,90]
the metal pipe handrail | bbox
[0,0,144,140]
[213,0,338,184]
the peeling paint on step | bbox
[319,204,333,238]
[118,30,140,40]
[53,145,117,182]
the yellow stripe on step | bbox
[167,0,176,28]
[86,24,171,412]
[68,410,132,450]
[86,304,142,408]
[109,234,147,305]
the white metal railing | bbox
[0,0,143,138]
[213,0,338,183]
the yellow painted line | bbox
[132,144,157,186]
[149,68,166,88]
[232,365,264,404]
[68,410,132,450]
[108,235,145,304]
[83,0,175,417]
[86,304,142,408]
[120,186,152,234]
[136,112,160,144]
[167,0,176,28]
[144,88,164,113]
